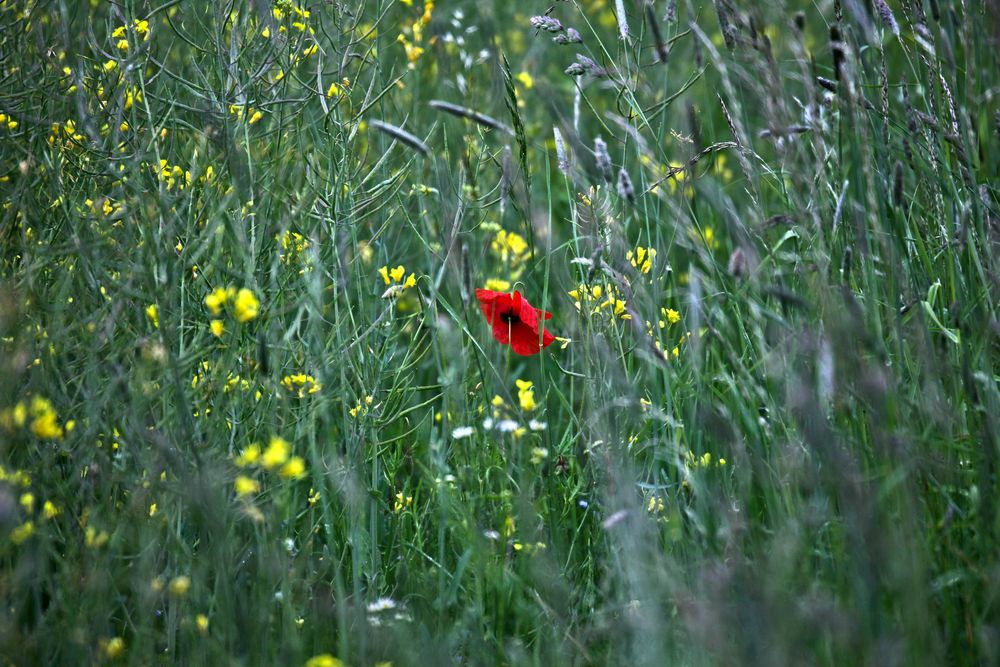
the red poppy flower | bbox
[475,289,556,356]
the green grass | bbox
[2,0,999,664]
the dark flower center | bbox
[500,311,520,324]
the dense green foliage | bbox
[2,0,1000,664]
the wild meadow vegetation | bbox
[2,0,999,664]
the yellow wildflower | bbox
[279,456,307,480]
[29,396,63,440]
[235,443,261,467]
[233,288,260,322]
[659,308,681,328]
[104,637,126,659]
[393,493,413,513]
[261,436,291,469]
[515,379,536,412]
[234,475,260,497]
[627,246,656,274]
[304,655,345,667]
[204,286,232,315]
[168,575,191,597]
[10,521,34,544]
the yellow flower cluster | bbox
[530,447,548,465]
[267,0,312,35]
[627,246,656,274]
[304,655,345,667]
[515,379,536,412]
[568,283,630,320]
[349,395,375,418]
[659,307,681,328]
[0,466,31,488]
[690,226,720,250]
[111,19,150,53]
[684,450,727,468]
[396,1,434,68]
[233,436,308,496]
[204,286,260,334]
[281,373,321,397]
[223,372,253,395]
[1,396,72,440]
[48,119,85,148]
[261,1,319,67]
[83,197,122,219]
[378,264,416,299]
[325,77,351,98]
[394,492,413,513]
[278,230,312,273]
[484,278,511,292]
[156,159,191,191]
[0,112,18,131]
[1,472,62,546]
[490,229,530,269]
[229,104,264,125]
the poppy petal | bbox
[491,317,512,345]
[510,322,542,355]
[476,289,510,328]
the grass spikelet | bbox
[874,0,900,37]
[594,136,612,183]
[617,167,635,204]
[553,127,570,174]
[428,100,513,135]
[368,119,430,155]
[615,0,630,40]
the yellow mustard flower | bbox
[627,246,656,274]
[168,575,191,597]
[10,521,34,544]
[515,379,537,412]
[104,637,126,659]
[279,456,307,480]
[233,288,260,322]
[485,278,511,292]
[304,655,345,667]
[234,475,260,497]
[235,443,261,467]
[261,436,291,469]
